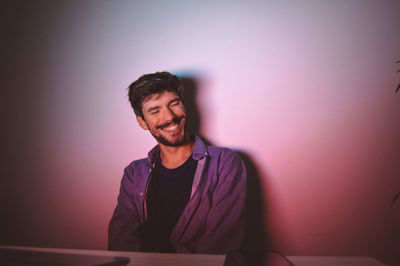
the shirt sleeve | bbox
[108,167,143,251]
[195,151,247,253]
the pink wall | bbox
[2,1,400,265]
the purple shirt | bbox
[108,136,247,253]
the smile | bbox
[162,123,179,132]
[157,116,185,132]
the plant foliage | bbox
[397,60,400,93]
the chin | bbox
[157,133,187,147]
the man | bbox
[108,72,246,254]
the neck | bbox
[158,136,194,169]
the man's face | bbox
[137,91,187,147]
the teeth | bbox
[164,123,178,130]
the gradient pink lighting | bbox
[2,1,400,265]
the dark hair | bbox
[128,71,183,118]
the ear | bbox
[136,115,149,130]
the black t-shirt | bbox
[142,155,197,252]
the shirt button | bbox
[139,192,143,197]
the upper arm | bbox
[196,151,247,253]
[108,166,143,251]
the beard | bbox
[148,115,188,147]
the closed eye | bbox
[169,98,181,107]
[147,106,160,114]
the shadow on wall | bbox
[181,75,273,255]
[180,77,202,138]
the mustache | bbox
[156,115,185,129]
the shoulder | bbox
[125,158,148,173]
[121,158,149,186]
[205,145,247,190]
[207,145,241,161]
[206,146,245,172]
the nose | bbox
[163,106,177,121]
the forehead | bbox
[142,91,180,108]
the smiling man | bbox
[108,72,246,253]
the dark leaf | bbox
[391,192,400,207]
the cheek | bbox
[150,117,163,129]
[146,119,156,129]
[176,106,186,116]
[141,116,156,129]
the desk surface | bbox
[0,245,225,266]
[286,256,386,266]
[0,245,386,266]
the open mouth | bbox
[157,116,184,133]
[162,123,179,131]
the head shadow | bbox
[180,76,213,146]
[180,74,273,255]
